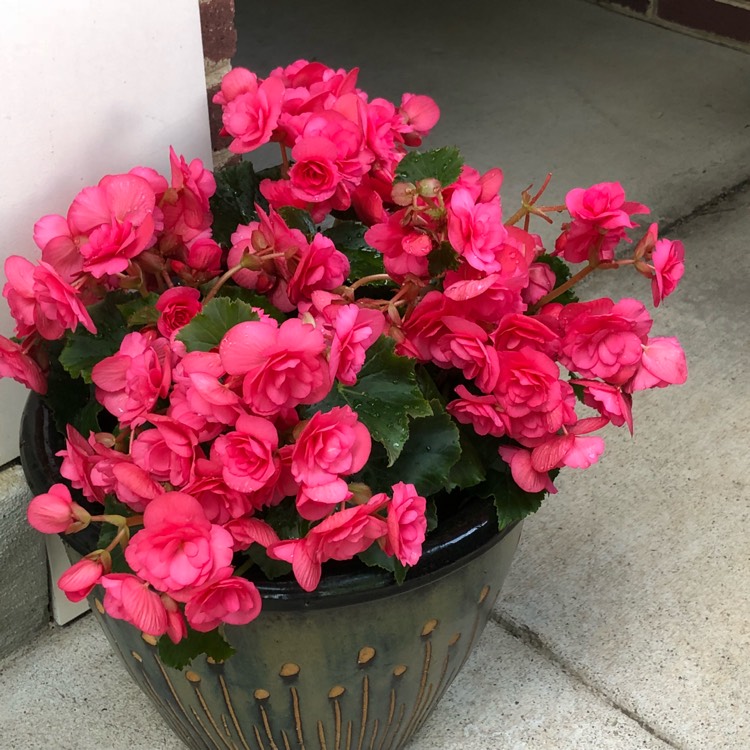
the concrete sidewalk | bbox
[1,1,748,747]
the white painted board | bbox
[0,0,212,463]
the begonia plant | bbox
[3,59,686,666]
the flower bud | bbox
[417,178,441,198]
[391,182,417,206]
[57,551,111,602]
[27,484,91,534]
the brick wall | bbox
[597,0,750,49]
[198,0,238,168]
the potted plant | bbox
[3,60,686,750]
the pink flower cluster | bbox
[6,59,687,646]
[213,61,439,222]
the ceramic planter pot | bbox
[20,393,522,750]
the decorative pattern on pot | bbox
[89,522,522,750]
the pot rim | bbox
[20,392,516,610]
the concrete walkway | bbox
[1,1,748,747]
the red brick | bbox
[658,0,750,44]
[207,83,231,152]
[199,0,237,63]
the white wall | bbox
[0,0,212,463]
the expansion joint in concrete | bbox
[491,611,685,750]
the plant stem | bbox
[279,144,290,178]
[348,273,392,293]
[204,263,244,303]
[530,263,596,312]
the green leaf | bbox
[45,350,102,437]
[447,427,487,491]
[357,543,407,584]
[176,297,259,352]
[245,545,292,580]
[425,497,438,533]
[58,298,128,383]
[261,497,309,540]
[211,285,287,323]
[536,254,579,306]
[157,626,236,670]
[116,293,160,327]
[428,242,460,278]
[210,160,265,247]
[309,337,433,465]
[277,206,316,238]
[358,400,461,497]
[323,221,389,284]
[395,147,463,187]
[476,467,547,530]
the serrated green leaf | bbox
[395,147,463,187]
[358,400,460,496]
[58,298,128,383]
[45,349,103,437]
[536,254,579,306]
[323,221,389,285]
[176,297,259,352]
[211,285,287,323]
[277,206,316,238]
[116,292,160,327]
[157,626,236,670]
[309,337,433,465]
[476,467,546,530]
[210,160,265,247]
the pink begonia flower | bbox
[399,94,440,143]
[219,318,331,416]
[162,595,187,644]
[100,574,169,637]
[124,492,234,602]
[27,483,90,534]
[3,256,96,340]
[67,174,158,278]
[447,189,507,273]
[267,498,388,592]
[210,414,281,494]
[558,298,652,385]
[522,262,557,306]
[323,303,385,386]
[295,481,352,522]
[183,460,251,524]
[288,136,342,202]
[171,235,223,284]
[0,336,47,393]
[494,349,578,442]
[447,385,507,438]
[224,517,280,553]
[493,313,560,359]
[443,165,504,206]
[554,182,649,264]
[364,209,431,282]
[111,462,164,512]
[185,577,262,632]
[32,213,81,282]
[131,415,200,488]
[91,331,172,426]
[167,385,226,444]
[529,431,605,473]
[292,406,371,487]
[172,351,240,428]
[287,234,350,305]
[220,75,286,154]
[651,238,685,307]
[58,554,110,602]
[212,66,259,106]
[571,379,634,434]
[626,336,688,392]
[160,147,216,242]
[397,291,460,363]
[383,482,427,567]
[155,286,202,338]
[498,446,557,494]
[58,426,121,503]
[438,316,499,391]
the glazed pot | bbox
[20,393,522,750]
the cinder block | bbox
[0,465,48,658]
